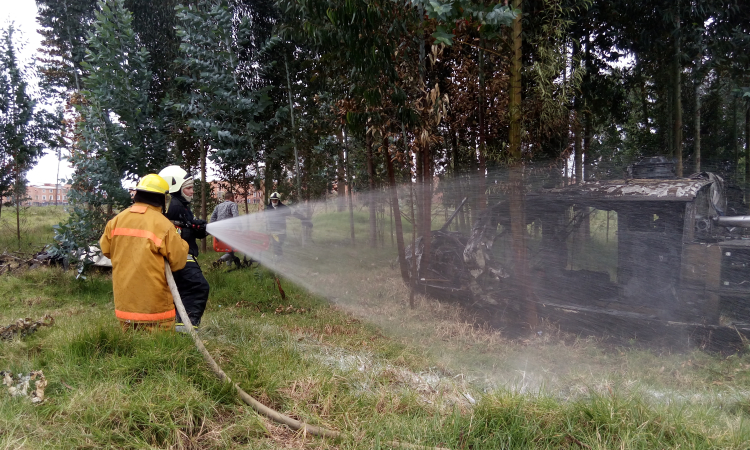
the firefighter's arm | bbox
[99,220,113,258]
[163,227,189,271]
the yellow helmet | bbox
[135,174,169,194]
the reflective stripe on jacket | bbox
[100,202,189,321]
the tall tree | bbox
[53,0,166,270]
[0,25,58,245]
[173,0,271,223]
[36,0,99,94]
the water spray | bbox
[201,165,750,403]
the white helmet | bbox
[158,165,191,194]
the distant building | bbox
[2,183,71,206]
[208,180,265,205]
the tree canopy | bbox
[34,0,750,262]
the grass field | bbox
[1,204,749,448]
[0,205,68,255]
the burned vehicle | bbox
[408,166,750,350]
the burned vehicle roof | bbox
[537,177,714,202]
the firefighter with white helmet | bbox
[266,191,291,257]
[159,165,210,331]
[99,174,189,331]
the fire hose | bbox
[164,260,449,449]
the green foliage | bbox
[52,0,169,273]
[36,0,99,94]
[173,0,271,200]
[0,24,61,248]
[406,0,517,45]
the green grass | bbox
[1,253,749,448]
[1,204,750,448]
[0,205,68,254]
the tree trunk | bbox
[745,100,750,190]
[667,82,673,156]
[509,0,522,161]
[584,113,592,181]
[389,198,394,247]
[409,183,417,309]
[573,40,582,184]
[509,166,535,329]
[450,123,466,232]
[15,171,21,250]
[55,148,61,207]
[345,130,355,246]
[732,95,739,178]
[673,8,683,177]
[264,157,272,207]
[16,196,21,249]
[337,146,346,212]
[509,0,536,329]
[384,138,409,283]
[638,54,649,129]
[583,35,592,181]
[420,141,432,277]
[694,78,701,173]
[415,144,424,241]
[284,54,302,201]
[367,135,377,247]
[478,42,487,209]
[243,171,249,214]
[200,140,207,254]
[450,124,459,175]
[574,108,582,183]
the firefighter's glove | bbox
[189,219,208,238]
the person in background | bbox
[266,191,291,257]
[210,191,240,267]
[158,165,210,332]
[99,174,188,332]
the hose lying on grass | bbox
[164,260,449,450]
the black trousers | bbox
[173,260,210,326]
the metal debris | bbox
[0,315,55,341]
[0,250,62,274]
[540,176,714,202]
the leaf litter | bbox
[0,315,54,341]
[1,370,48,403]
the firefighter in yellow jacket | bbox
[100,174,189,331]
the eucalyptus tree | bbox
[36,0,99,94]
[280,0,449,277]
[174,0,273,235]
[53,0,167,271]
[703,1,750,182]
[0,25,59,246]
[563,0,750,181]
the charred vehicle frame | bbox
[407,166,750,350]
